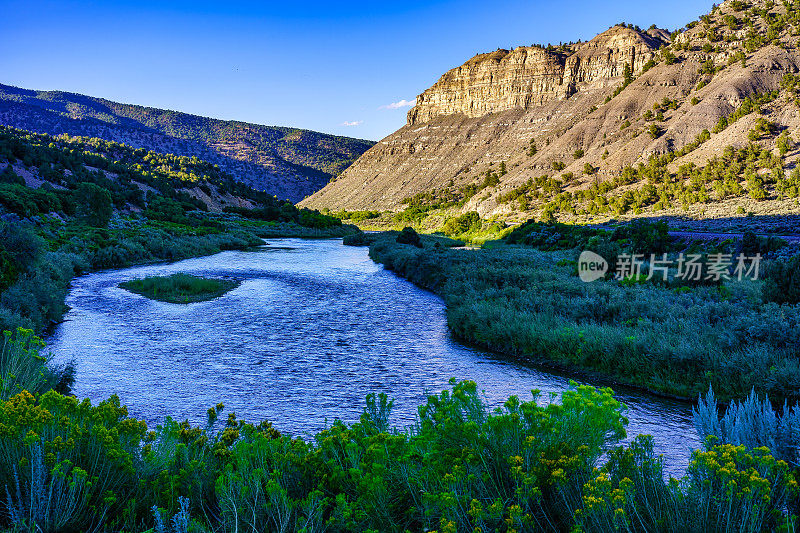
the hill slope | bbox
[0,84,375,202]
[302,0,800,225]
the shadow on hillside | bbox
[601,214,800,237]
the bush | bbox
[0,328,72,399]
[611,220,670,254]
[396,226,422,247]
[763,256,800,304]
[442,211,481,236]
[75,182,113,227]
[367,232,800,401]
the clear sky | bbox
[1,0,714,141]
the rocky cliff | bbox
[408,27,668,125]
[302,0,800,224]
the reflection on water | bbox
[47,238,699,474]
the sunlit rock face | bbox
[408,27,667,125]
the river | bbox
[47,238,698,474]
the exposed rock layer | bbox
[408,27,668,125]
[302,3,800,218]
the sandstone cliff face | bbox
[302,1,800,219]
[407,27,668,126]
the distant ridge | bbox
[0,84,374,202]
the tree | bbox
[777,132,792,156]
[622,63,633,84]
[583,163,598,175]
[75,182,113,227]
[763,256,800,304]
[0,222,45,272]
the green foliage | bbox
[396,226,422,247]
[0,164,24,185]
[0,373,636,533]
[748,117,779,141]
[2,327,800,532]
[120,274,240,304]
[763,256,800,304]
[75,182,113,227]
[507,133,787,220]
[482,169,501,188]
[611,220,670,254]
[0,328,72,400]
[367,232,800,402]
[442,211,482,236]
[527,139,538,157]
[330,209,381,223]
[778,131,793,156]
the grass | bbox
[120,273,240,304]
[353,230,800,403]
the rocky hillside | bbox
[303,0,800,225]
[0,84,374,202]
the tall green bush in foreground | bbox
[0,328,72,400]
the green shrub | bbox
[396,226,422,247]
[763,256,800,304]
[367,232,800,401]
[442,211,481,236]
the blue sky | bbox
[1,0,713,141]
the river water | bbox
[47,238,698,473]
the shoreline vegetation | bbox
[3,328,800,532]
[1,228,800,530]
[120,273,241,304]
[345,225,800,404]
[0,125,358,336]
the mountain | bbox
[302,0,800,224]
[0,84,375,202]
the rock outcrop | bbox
[302,1,800,219]
[407,27,668,125]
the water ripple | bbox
[47,238,698,474]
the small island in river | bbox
[120,273,240,303]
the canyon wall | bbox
[407,27,668,125]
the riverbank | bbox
[3,326,798,532]
[2,236,798,531]
[351,231,800,403]
[0,217,358,335]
